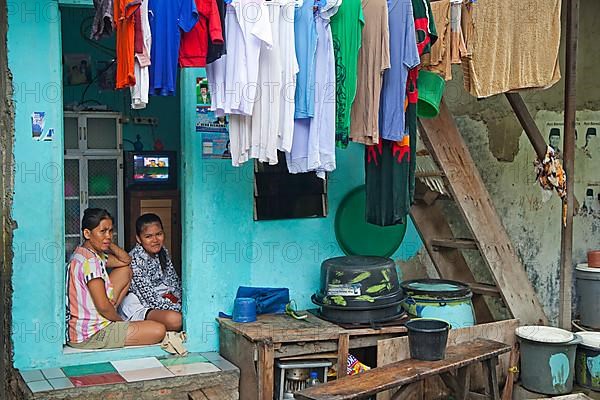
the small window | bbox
[254,152,328,221]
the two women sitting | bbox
[66,208,182,349]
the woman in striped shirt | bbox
[66,208,166,349]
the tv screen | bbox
[133,155,170,182]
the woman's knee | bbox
[166,312,182,331]
[146,320,167,341]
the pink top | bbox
[66,246,114,343]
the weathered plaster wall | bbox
[436,0,600,324]
[1,0,19,395]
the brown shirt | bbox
[349,0,390,145]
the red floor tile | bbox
[69,373,126,387]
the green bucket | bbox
[417,70,445,119]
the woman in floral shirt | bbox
[119,213,182,331]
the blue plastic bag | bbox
[235,286,290,315]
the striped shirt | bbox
[65,246,114,343]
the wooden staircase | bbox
[411,100,548,325]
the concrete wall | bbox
[437,0,600,324]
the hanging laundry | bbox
[287,7,338,178]
[364,0,436,226]
[114,0,141,89]
[179,0,224,67]
[349,0,390,146]
[286,0,340,176]
[148,0,198,96]
[91,0,115,40]
[277,0,299,153]
[293,0,318,119]
[233,1,284,165]
[206,0,272,117]
[461,0,561,98]
[131,0,151,109]
[378,0,419,142]
[424,0,451,80]
[330,0,364,148]
[206,0,227,64]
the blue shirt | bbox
[378,0,419,141]
[294,0,318,119]
[149,0,198,96]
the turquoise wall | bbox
[180,69,423,351]
[8,4,422,370]
[60,6,180,151]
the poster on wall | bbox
[64,53,92,86]
[196,77,230,159]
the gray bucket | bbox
[576,264,600,329]
[516,326,582,395]
[575,332,600,392]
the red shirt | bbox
[179,0,224,67]
[114,0,141,89]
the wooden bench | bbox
[295,338,511,400]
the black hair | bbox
[81,208,113,235]
[135,213,167,272]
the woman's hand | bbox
[107,243,132,268]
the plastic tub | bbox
[417,70,445,119]
[516,326,582,395]
[576,264,600,329]
[401,279,475,329]
[575,332,600,392]
[406,319,450,361]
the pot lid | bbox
[515,326,575,344]
[577,332,600,349]
[334,186,407,258]
[576,263,600,273]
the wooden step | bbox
[470,283,502,298]
[418,100,548,325]
[431,238,478,251]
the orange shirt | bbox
[114,0,141,89]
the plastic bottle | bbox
[306,371,321,387]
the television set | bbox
[124,151,177,190]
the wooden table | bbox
[294,338,512,400]
[218,313,408,400]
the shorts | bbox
[118,293,151,322]
[67,321,129,349]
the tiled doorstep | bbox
[26,380,53,393]
[119,366,174,382]
[159,354,209,367]
[62,362,116,377]
[48,377,75,390]
[41,368,66,380]
[111,357,163,373]
[166,362,220,376]
[20,370,44,383]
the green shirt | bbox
[331,0,364,148]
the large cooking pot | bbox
[312,256,405,324]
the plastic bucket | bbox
[576,264,600,329]
[575,332,600,392]
[417,70,445,119]
[401,279,475,329]
[233,298,257,323]
[516,326,582,395]
[406,319,450,361]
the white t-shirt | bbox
[277,0,299,153]
[131,0,152,109]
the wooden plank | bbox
[484,358,501,400]
[376,319,519,400]
[456,366,471,400]
[295,339,511,400]
[390,381,423,400]
[219,326,258,400]
[337,334,350,378]
[409,202,494,323]
[419,101,548,325]
[274,334,403,359]
[559,0,579,330]
[257,342,274,400]
[431,238,478,250]
[504,93,548,160]
[470,283,501,298]
[201,386,239,400]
